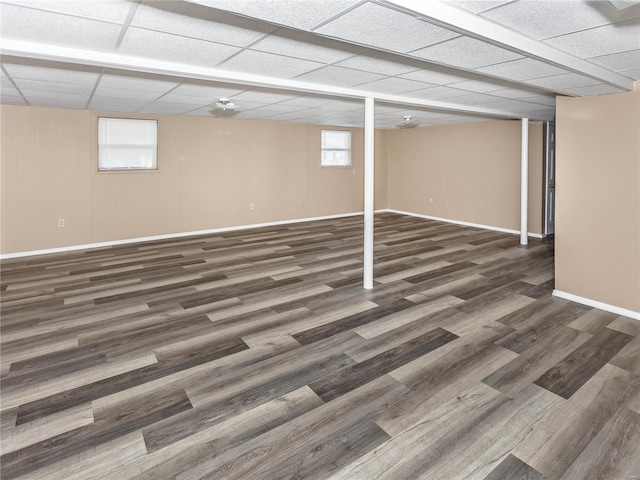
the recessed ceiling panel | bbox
[2,60,100,85]
[98,72,180,92]
[334,53,422,76]
[411,36,523,69]
[481,0,640,40]
[11,78,94,95]
[1,0,133,23]
[294,65,385,87]
[525,72,600,90]
[170,81,245,98]
[447,79,505,93]
[250,29,360,64]
[118,27,241,66]
[0,4,121,51]
[185,0,359,30]
[356,77,431,94]
[475,58,568,81]
[544,19,640,58]
[231,90,298,104]
[132,1,274,47]
[93,86,163,101]
[447,1,512,14]
[217,50,325,78]
[398,67,471,85]
[315,2,459,53]
[587,49,640,72]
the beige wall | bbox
[555,90,640,313]
[386,120,544,234]
[1,106,388,254]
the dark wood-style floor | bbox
[1,213,639,480]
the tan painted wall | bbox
[555,90,640,313]
[1,106,388,254]
[386,120,544,234]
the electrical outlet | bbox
[58,219,65,227]
[249,203,255,210]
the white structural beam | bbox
[363,98,375,289]
[521,118,529,246]
[1,39,532,120]
[385,0,635,91]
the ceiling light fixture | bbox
[214,98,236,110]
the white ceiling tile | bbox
[447,92,507,105]
[407,86,469,101]
[248,104,311,114]
[561,84,626,96]
[447,79,505,93]
[481,0,640,40]
[93,86,163,101]
[475,58,568,81]
[250,29,359,64]
[512,94,556,106]
[315,2,459,53]
[411,36,523,69]
[98,72,179,92]
[619,68,640,79]
[156,93,216,107]
[398,67,471,85]
[218,50,324,78]
[2,61,100,85]
[334,53,422,76]
[277,96,329,108]
[12,78,94,95]
[0,85,22,98]
[188,0,359,30]
[137,102,197,115]
[587,49,640,71]
[357,77,432,94]
[20,89,89,103]
[88,99,140,113]
[24,98,87,109]
[1,95,28,106]
[132,1,274,47]
[544,19,640,58]
[447,1,513,14]
[490,88,554,100]
[230,90,298,104]
[89,95,149,108]
[118,27,241,66]
[525,73,599,90]
[170,82,245,98]
[0,4,121,51]
[294,65,385,87]
[3,0,132,23]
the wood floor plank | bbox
[1,212,636,479]
[534,327,634,398]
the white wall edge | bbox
[1,211,379,260]
[553,289,640,321]
[384,209,544,238]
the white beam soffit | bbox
[0,39,531,120]
[384,0,635,91]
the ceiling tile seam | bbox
[84,70,106,110]
[2,2,126,27]
[114,0,141,51]
[1,64,30,106]
[212,25,280,71]
[539,17,640,42]
[309,0,370,31]
[474,0,520,15]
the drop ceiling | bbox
[0,0,638,129]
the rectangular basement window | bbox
[321,130,351,167]
[98,117,158,171]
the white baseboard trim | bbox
[553,289,640,321]
[384,209,544,239]
[2,211,380,260]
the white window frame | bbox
[98,117,158,171]
[321,129,351,167]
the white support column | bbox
[363,97,375,289]
[521,118,529,246]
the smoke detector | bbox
[214,98,236,111]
